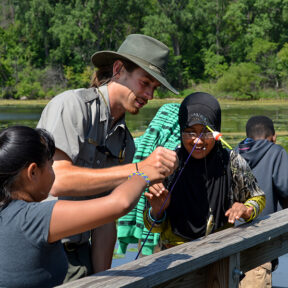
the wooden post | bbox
[207,258,229,287]
[206,254,240,288]
[229,253,241,288]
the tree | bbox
[247,38,279,88]
[203,49,228,79]
[277,42,288,88]
[142,0,195,88]
[216,62,262,99]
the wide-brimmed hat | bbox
[91,34,178,95]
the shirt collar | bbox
[98,85,127,131]
[97,85,111,122]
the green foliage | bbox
[277,43,288,79]
[0,22,27,98]
[203,49,228,79]
[15,66,46,99]
[257,88,288,99]
[246,38,277,63]
[0,57,14,89]
[15,81,45,99]
[48,1,97,70]
[246,38,280,87]
[15,0,54,67]
[64,65,94,88]
[2,0,288,99]
[216,63,262,99]
[141,0,193,89]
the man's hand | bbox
[138,147,178,178]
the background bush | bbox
[1,0,288,99]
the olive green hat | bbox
[91,34,178,95]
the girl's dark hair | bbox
[90,59,139,87]
[0,126,55,209]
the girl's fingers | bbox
[149,186,159,195]
[144,192,154,200]
[149,183,165,196]
[225,208,231,217]
[226,203,250,223]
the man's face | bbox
[116,67,161,114]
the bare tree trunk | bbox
[171,34,183,88]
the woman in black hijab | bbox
[144,92,265,248]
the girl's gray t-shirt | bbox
[0,200,67,288]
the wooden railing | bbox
[57,209,288,288]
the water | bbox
[2,102,288,286]
[0,106,43,130]
[2,102,288,150]
[111,243,138,268]
[273,254,288,287]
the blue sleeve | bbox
[272,148,288,201]
[20,200,57,247]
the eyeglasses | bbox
[182,131,214,140]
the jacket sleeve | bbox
[272,147,288,207]
[230,150,265,219]
[143,208,167,233]
[244,195,266,221]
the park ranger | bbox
[37,34,178,282]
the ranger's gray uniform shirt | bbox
[37,85,135,243]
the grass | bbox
[2,94,288,108]
[0,99,49,106]
[142,98,288,110]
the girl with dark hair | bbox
[0,126,176,288]
[144,92,266,249]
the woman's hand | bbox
[144,182,170,220]
[225,202,254,224]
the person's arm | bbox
[225,195,266,224]
[143,207,167,233]
[227,151,266,223]
[50,147,178,197]
[48,164,172,243]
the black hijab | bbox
[166,92,231,240]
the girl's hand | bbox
[225,202,254,224]
[144,182,170,219]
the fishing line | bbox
[135,131,204,260]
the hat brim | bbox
[187,120,207,127]
[91,51,179,95]
[186,114,213,129]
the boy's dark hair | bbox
[246,116,275,139]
